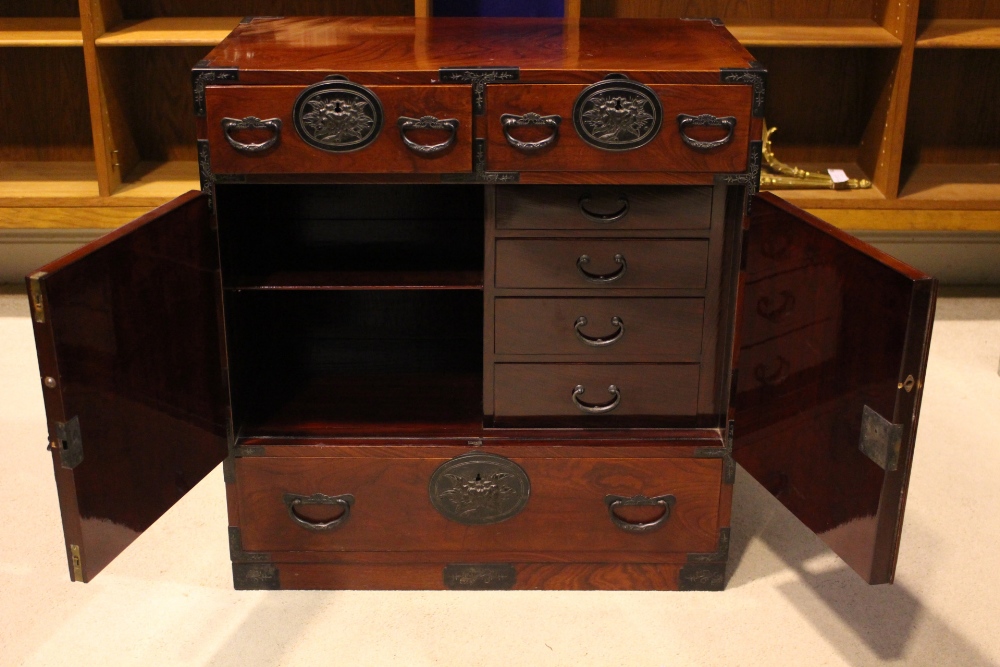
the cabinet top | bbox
[203,17,757,84]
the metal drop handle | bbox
[572,384,621,414]
[283,492,355,531]
[221,116,282,153]
[577,254,627,283]
[397,115,459,155]
[605,494,676,533]
[501,112,562,151]
[574,315,624,347]
[676,113,737,151]
[579,194,630,222]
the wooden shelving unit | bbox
[2,0,998,231]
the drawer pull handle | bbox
[577,254,627,283]
[677,113,737,151]
[574,315,624,347]
[500,112,562,152]
[397,115,459,155]
[572,384,621,414]
[579,195,630,222]
[221,116,282,153]
[605,494,676,533]
[283,492,355,531]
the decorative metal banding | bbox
[429,453,530,525]
[293,79,383,153]
[573,76,663,151]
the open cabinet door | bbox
[733,192,937,584]
[26,192,228,582]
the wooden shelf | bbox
[227,270,485,291]
[899,163,1000,203]
[0,162,100,204]
[727,19,901,48]
[917,19,1000,49]
[96,17,242,47]
[0,18,83,47]
[113,160,200,204]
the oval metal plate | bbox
[573,77,663,152]
[429,453,530,525]
[292,79,384,153]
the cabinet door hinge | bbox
[51,416,83,469]
[28,272,47,323]
[858,405,903,472]
[69,544,84,582]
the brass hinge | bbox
[858,405,903,471]
[70,544,83,582]
[28,271,47,323]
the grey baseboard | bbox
[1,228,998,285]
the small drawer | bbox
[235,449,721,555]
[486,83,751,173]
[495,239,709,289]
[494,363,700,419]
[496,185,713,231]
[495,297,704,359]
[205,83,472,174]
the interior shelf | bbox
[226,270,485,291]
[916,19,1000,48]
[727,19,900,48]
[97,17,241,46]
[0,18,82,46]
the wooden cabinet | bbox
[27,17,936,591]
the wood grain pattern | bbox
[235,452,721,554]
[96,17,241,46]
[206,84,472,174]
[494,297,704,358]
[495,239,709,289]
[916,19,1000,47]
[496,185,713,231]
[485,84,751,173]
[0,18,83,46]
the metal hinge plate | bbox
[54,416,83,469]
[858,405,903,471]
[28,272,47,323]
[69,543,83,582]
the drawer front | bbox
[495,297,704,359]
[494,363,700,418]
[236,452,721,554]
[205,84,472,174]
[495,239,709,289]
[486,83,751,172]
[496,185,713,231]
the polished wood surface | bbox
[485,83,750,173]
[493,363,700,422]
[495,239,709,289]
[29,192,228,582]
[494,297,704,359]
[206,84,473,174]
[733,192,936,585]
[496,185,713,231]
[203,17,754,81]
[235,450,720,554]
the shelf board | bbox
[96,17,241,47]
[112,160,200,204]
[726,19,901,48]
[0,18,83,47]
[0,161,100,204]
[899,163,1000,202]
[917,19,1000,49]
[227,270,485,291]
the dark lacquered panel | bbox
[733,192,936,585]
[496,185,713,231]
[205,17,754,81]
[235,450,720,554]
[29,192,228,582]
[494,297,704,359]
[206,84,472,174]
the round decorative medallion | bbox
[572,76,663,151]
[292,79,384,153]
[428,453,530,525]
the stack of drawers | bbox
[488,185,719,426]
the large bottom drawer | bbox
[235,448,722,556]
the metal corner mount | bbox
[444,563,517,590]
[228,527,271,563]
[858,405,903,472]
[679,562,726,591]
[715,140,762,215]
[687,527,731,565]
[720,61,766,117]
[439,67,519,114]
[232,562,280,590]
[192,60,239,117]
[198,140,245,212]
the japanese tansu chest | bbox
[28,17,936,591]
